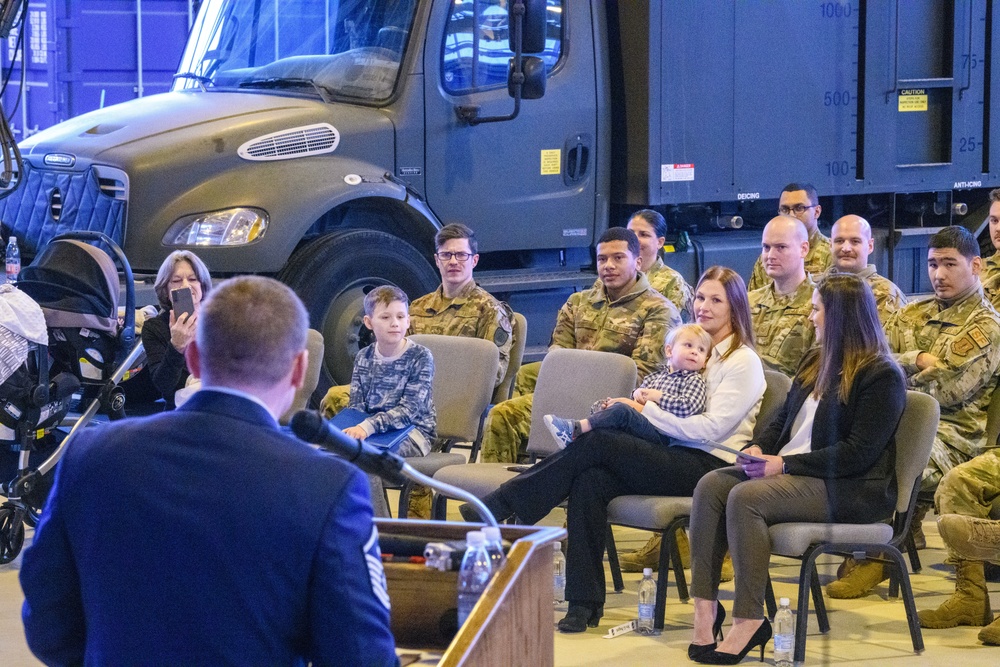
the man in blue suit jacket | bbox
[20,276,398,666]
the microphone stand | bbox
[391,462,499,529]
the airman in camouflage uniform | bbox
[624,209,694,318]
[828,226,1000,601]
[980,191,1000,309]
[408,282,513,386]
[915,449,1000,643]
[748,215,816,377]
[646,257,694,318]
[747,183,833,291]
[820,215,908,323]
[480,228,680,464]
[320,223,512,417]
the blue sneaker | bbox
[544,414,576,449]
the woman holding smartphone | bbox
[142,251,213,407]
[687,274,906,664]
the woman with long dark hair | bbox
[688,274,906,664]
[469,266,766,633]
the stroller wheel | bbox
[0,503,26,564]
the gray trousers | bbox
[689,467,830,619]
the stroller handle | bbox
[49,232,136,363]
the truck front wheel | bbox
[278,229,439,388]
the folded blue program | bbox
[329,407,414,453]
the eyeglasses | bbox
[778,204,817,216]
[436,251,473,262]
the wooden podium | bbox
[376,519,566,666]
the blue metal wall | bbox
[0,0,195,138]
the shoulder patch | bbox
[952,336,974,357]
[969,326,990,349]
[364,525,391,610]
[494,328,509,346]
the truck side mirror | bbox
[509,57,546,100]
[509,0,547,54]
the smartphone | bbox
[171,287,195,320]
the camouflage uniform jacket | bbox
[818,265,908,324]
[409,281,513,386]
[748,229,832,291]
[348,339,437,455]
[748,278,816,377]
[550,273,680,382]
[981,253,1000,309]
[885,285,1000,459]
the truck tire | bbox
[278,229,438,388]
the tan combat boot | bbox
[406,485,433,519]
[619,534,663,573]
[826,559,887,599]
[620,529,693,572]
[917,560,993,628]
[979,615,1000,645]
[937,514,1000,562]
[719,553,734,583]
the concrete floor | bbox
[4,506,1000,666]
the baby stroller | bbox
[0,231,144,563]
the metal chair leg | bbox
[655,529,672,630]
[885,546,925,653]
[810,561,829,633]
[607,525,625,593]
[668,523,689,602]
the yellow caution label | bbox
[663,245,676,253]
[898,89,928,112]
[540,149,561,175]
[36,429,45,440]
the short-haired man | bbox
[748,215,816,377]
[829,226,1000,600]
[480,227,681,463]
[820,214,907,323]
[747,183,833,291]
[19,277,397,665]
[980,188,1000,308]
[320,223,511,412]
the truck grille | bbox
[0,163,126,255]
[237,123,340,161]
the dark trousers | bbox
[497,429,726,604]
[689,467,830,618]
[587,402,670,445]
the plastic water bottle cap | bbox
[483,526,502,542]
[643,567,653,576]
[779,597,790,606]
[466,530,486,547]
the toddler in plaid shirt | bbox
[545,324,710,448]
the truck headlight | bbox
[164,208,268,246]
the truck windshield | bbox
[174,0,417,102]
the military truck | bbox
[2,0,998,385]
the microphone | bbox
[290,410,408,486]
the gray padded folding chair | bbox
[604,369,791,630]
[491,311,527,405]
[392,334,499,518]
[279,329,325,425]
[764,390,939,662]
[431,348,638,520]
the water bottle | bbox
[552,543,566,604]
[636,567,658,635]
[773,597,794,666]
[457,530,493,627]
[482,526,506,573]
[6,236,19,284]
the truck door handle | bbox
[564,135,591,185]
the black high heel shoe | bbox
[557,603,604,633]
[688,600,727,659]
[694,617,771,665]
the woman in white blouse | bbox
[688,274,906,665]
[468,266,766,633]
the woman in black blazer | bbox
[687,274,907,665]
